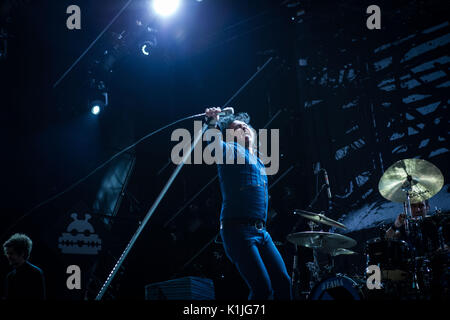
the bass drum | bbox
[309,274,364,300]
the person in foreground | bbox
[3,233,46,299]
[204,107,292,300]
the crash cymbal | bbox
[378,159,444,203]
[286,231,357,250]
[294,209,347,229]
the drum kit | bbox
[287,209,363,300]
[287,158,448,300]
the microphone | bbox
[203,107,234,125]
[202,107,234,117]
[323,169,332,200]
[193,107,235,121]
[218,107,234,116]
[323,169,332,211]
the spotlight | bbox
[139,28,158,56]
[141,40,156,56]
[88,92,108,115]
[141,43,150,56]
[152,0,181,17]
[91,105,101,115]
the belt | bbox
[220,219,266,230]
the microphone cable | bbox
[1,112,205,240]
[3,56,274,240]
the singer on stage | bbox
[204,107,292,300]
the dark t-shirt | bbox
[4,261,46,299]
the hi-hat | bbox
[286,231,356,250]
[328,248,358,257]
[378,159,444,203]
[294,209,347,229]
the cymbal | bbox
[328,248,358,257]
[378,159,444,203]
[294,209,347,229]
[286,231,357,250]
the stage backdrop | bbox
[292,0,449,252]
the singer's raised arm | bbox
[203,107,235,165]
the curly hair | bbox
[3,233,33,260]
[217,112,251,136]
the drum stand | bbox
[290,182,327,295]
[306,251,321,289]
[290,167,343,297]
[403,187,413,236]
[310,222,323,279]
[291,220,323,296]
[402,186,422,293]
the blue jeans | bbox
[220,224,292,300]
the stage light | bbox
[88,91,108,115]
[141,41,153,56]
[152,0,180,17]
[91,105,101,115]
[139,28,158,56]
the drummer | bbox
[385,200,430,240]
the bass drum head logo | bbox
[58,213,102,255]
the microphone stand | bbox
[95,123,208,300]
[95,56,275,300]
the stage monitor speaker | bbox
[145,276,215,300]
